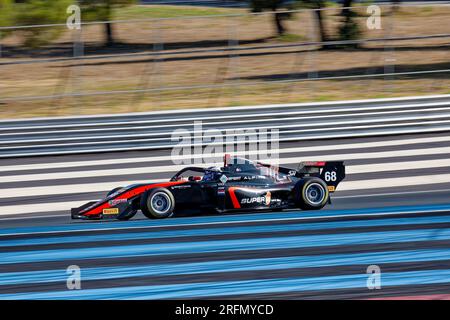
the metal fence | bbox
[2,95,450,158]
[1,3,449,117]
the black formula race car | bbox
[71,155,345,221]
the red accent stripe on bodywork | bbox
[228,187,241,209]
[83,181,186,216]
[304,161,326,167]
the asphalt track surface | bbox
[0,132,450,299]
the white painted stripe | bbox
[3,189,450,220]
[5,173,449,216]
[1,135,450,173]
[295,146,450,162]
[345,159,450,174]
[2,157,450,184]
[0,179,166,198]
[0,213,69,221]
[1,147,450,198]
[2,188,450,221]
[1,147,450,199]
[0,189,450,219]
[0,201,88,216]
[1,199,450,227]
[339,174,450,191]
[334,189,450,199]
[1,166,184,183]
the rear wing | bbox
[297,161,345,192]
[258,161,345,192]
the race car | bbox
[71,155,345,221]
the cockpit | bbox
[170,155,291,183]
[222,157,259,174]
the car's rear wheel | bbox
[294,177,329,210]
[140,188,175,219]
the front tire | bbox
[140,188,175,219]
[294,177,329,210]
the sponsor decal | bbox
[102,208,119,215]
[243,175,265,180]
[219,175,228,184]
[227,175,264,182]
[108,199,128,206]
[265,191,271,206]
[241,192,273,206]
[327,186,336,192]
[172,185,191,189]
[218,187,226,195]
[304,161,326,167]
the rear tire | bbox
[140,188,175,219]
[293,177,329,210]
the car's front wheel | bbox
[140,188,175,219]
[294,177,329,210]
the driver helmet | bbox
[203,166,221,181]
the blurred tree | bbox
[392,0,402,12]
[0,0,14,42]
[338,0,402,46]
[13,0,72,47]
[341,0,353,17]
[79,0,136,46]
[338,0,361,45]
[244,0,328,43]
[247,0,293,36]
[0,0,14,33]
[298,0,328,43]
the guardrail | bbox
[1,95,450,158]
